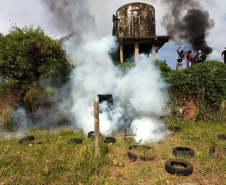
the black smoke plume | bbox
[41,0,95,43]
[161,0,214,59]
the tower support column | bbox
[120,43,123,63]
[135,42,139,65]
[152,43,156,58]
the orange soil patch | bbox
[181,96,198,120]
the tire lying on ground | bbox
[168,126,181,132]
[88,131,95,138]
[88,131,103,139]
[165,159,193,176]
[103,137,117,143]
[129,145,152,150]
[68,138,83,144]
[218,134,226,140]
[18,135,35,144]
[128,144,156,162]
[172,146,195,157]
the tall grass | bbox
[0,119,225,184]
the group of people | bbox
[176,47,226,70]
[176,47,204,70]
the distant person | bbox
[221,47,226,64]
[176,47,185,70]
[112,15,120,37]
[185,50,193,67]
[195,50,203,63]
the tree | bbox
[0,26,73,112]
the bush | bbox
[167,61,226,120]
[0,26,73,112]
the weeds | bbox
[0,119,225,184]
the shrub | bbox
[0,26,73,112]
[167,61,226,120]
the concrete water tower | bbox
[114,2,170,64]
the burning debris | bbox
[161,0,214,59]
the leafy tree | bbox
[0,26,73,112]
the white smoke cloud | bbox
[66,35,169,143]
[0,0,170,143]
[11,107,29,131]
[131,117,166,143]
[2,107,31,138]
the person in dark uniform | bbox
[195,50,203,63]
[221,47,226,64]
[112,15,120,37]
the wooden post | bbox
[94,101,100,157]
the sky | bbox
[0,0,225,69]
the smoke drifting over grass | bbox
[41,0,168,142]
[2,0,170,143]
[161,0,214,58]
[68,36,169,143]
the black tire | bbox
[129,145,152,150]
[88,131,102,139]
[128,151,138,161]
[168,126,181,132]
[218,134,226,140]
[68,138,83,144]
[173,146,195,157]
[103,137,116,143]
[27,135,35,141]
[88,131,95,138]
[128,144,156,161]
[18,135,35,144]
[165,159,193,176]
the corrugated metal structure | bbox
[113,2,170,64]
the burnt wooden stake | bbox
[94,101,100,157]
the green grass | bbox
[0,120,225,184]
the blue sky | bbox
[0,0,225,69]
